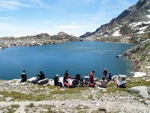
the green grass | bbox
[0,91,47,101]
[105,77,150,93]
[50,87,89,95]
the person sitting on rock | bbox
[54,74,63,87]
[63,70,74,87]
[21,70,27,82]
[118,77,126,88]
[71,74,81,88]
[38,71,45,80]
[99,76,107,88]
[32,71,45,84]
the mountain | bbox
[81,0,150,40]
[0,32,79,48]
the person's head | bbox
[66,70,68,73]
[56,74,59,77]
[102,76,105,80]
[92,70,95,74]
[40,71,43,74]
[23,70,26,73]
[122,77,125,81]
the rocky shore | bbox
[123,38,150,75]
[0,76,150,113]
[0,32,81,49]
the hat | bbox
[56,74,59,77]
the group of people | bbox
[21,68,126,88]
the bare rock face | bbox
[123,39,150,74]
[128,86,149,99]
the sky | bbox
[0,0,138,37]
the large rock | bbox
[128,86,149,99]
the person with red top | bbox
[89,70,95,87]
[89,70,95,83]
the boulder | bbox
[128,86,149,99]
[37,78,49,85]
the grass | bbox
[105,76,150,93]
[0,91,47,101]
[50,87,89,95]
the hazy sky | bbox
[0,0,138,37]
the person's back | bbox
[99,77,107,88]
[39,71,45,80]
[119,78,126,88]
[63,70,69,83]
[89,71,95,83]
[21,70,27,82]
[54,75,59,86]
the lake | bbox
[0,41,134,80]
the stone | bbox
[128,86,149,99]
[0,94,4,98]
[5,97,13,102]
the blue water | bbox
[0,41,134,80]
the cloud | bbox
[0,0,30,11]
[29,0,49,8]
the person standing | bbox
[21,70,27,82]
[89,70,95,83]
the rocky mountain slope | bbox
[123,38,150,75]
[81,0,150,40]
[0,32,80,49]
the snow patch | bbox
[139,26,148,30]
[112,29,121,36]
[130,22,142,27]
[147,15,150,18]
[145,66,150,69]
[137,26,148,34]
[137,30,145,34]
[143,21,150,24]
[133,72,146,77]
[148,10,150,12]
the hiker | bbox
[54,74,63,87]
[84,73,89,85]
[20,70,27,82]
[32,71,45,84]
[118,77,126,88]
[38,71,45,80]
[63,70,73,87]
[99,76,107,88]
[89,70,95,83]
[71,74,81,88]
[103,68,108,79]
[89,70,95,87]
[107,72,112,82]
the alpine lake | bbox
[0,41,134,80]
